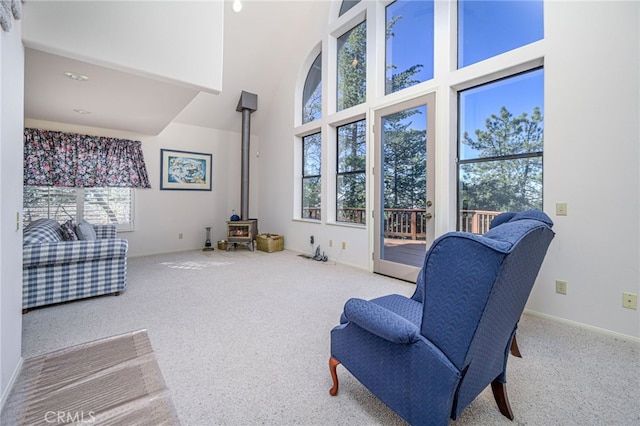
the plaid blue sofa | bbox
[23,218,128,311]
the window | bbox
[302,133,322,220]
[24,186,134,231]
[385,0,434,94]
[339,0,360,17]
[458,0,543,68]
[458,69,544,234]
[381,105,427,212]
[83,188,134,227]
[296,1,545,238]
[303,53,322,124]
[337,21,367,112]
[337,120,366,224]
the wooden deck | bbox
[382,239,427,268]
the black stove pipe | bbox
[236,91,258,221]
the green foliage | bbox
[302,134,322,218]
[337,13,427,215]
[460,106,544,212]
[337,121,366,220]
[382,108,426,209]
[337,22,367,111]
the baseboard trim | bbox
[523,309,640,343]
[0,356,23,415]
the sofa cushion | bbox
[23,219,65,245]
[76,220,97,240]
[61,220,79,241]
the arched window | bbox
[302,53,322,124]
[295,0,544,237]
[339,0,360,17]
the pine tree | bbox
[460,106,543,212]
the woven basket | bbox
[256,234,284,253]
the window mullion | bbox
[77,188,85,223]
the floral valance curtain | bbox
[24,128,151,188]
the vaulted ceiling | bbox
[23,1,330,136]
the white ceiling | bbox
[23,1,331,136]
[24,48,200,135]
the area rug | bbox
[1,330,180,425]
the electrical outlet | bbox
[555,280,567,295]
[310,235,314,245]
[178,233,183,240]
[341,241,346,250]
[555,202,568,216]
[623,292,637,310]
[329,240,333,247]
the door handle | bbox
[425,213,433,219]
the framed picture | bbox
[160,149,212,191]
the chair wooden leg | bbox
[329,357,340,396]
[491,380,514,420]
[510,334,522,358]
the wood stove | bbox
[226,219,258,251]
[226,91,259,252]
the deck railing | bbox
[302,207,501,238]
[382,208,427,240]
[458,209,500,235]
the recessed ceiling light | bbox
[73,109,91,115]
[64,71,89,82]
[232,0,242,12]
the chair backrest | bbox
[411,210,554,415]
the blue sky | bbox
[385,0,543,147]
[459,0,544,67]
[460,68,544,159]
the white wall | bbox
[527,0,639,337]
[22,1,224,93]
[256,1,639,338]
[128,122,260,256]
[25,119,260,257]
[0,19,25,407]
[251,3,374,268]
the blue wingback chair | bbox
[329,210,554,425]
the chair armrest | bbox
[343,298,420,344]
[23,239,128,267]
[93,224,117,239]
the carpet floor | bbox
[15,249,640,425]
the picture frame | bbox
[160,149,212,191]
